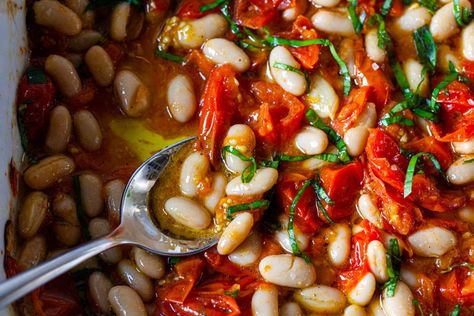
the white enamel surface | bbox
[0,1,27,314]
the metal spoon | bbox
[0,137,218,308]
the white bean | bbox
[348,272,376,306]
[167,74,196,123]
[226,168,278,196]
[327,223,351,267]
[310,0,341,7]
[89,218,123,264]
[203,173,226,213]
[179,151,210,197]
[259,254,316,288]
[311,9,355,36]
[438,44,461,73]
[275,215,310,253]
[269,46,307,96]
[18,192,48,239]
[305,74,339,119]
[33,0,82,36]
[294,285,346,314]
[282,1,306,21]
[110,2,130,42]
[367,240,388,282]
[280,302,304,316]
[295,126,329,155]
[399,266,418,289]
[228,232,262,266]
[251,284,278,316]
[85,46,114,87]
[345,126,370,157]
[108,286,146,316]
[68,30,103,53]
[79,172,104,217]
[382,281,415,316]
[223,124,256,174]
[89,272,113,313]
[458,205,474,224]
[407,226,456,257]
[452,136,474,154]
[131,247,165,279]
[367,296,386,316]
[403,58,429,97]
[218,212,254,255]
[357,103,377,128]
[202,38,250,72]
[365,28,386,63]
[462,21,474,61]
[24,155,75,190]
[344,304,367,316]
[178,14,228,49]
[430,0,472,42]
[73,109,103,151]
[104,179,125,224]
[117,259,153,302]
[46,105,72,153]
[447,156,474,185]
[340,38,357,78]
[19,235,47,269]
[64,0,94,29]
[52,193,81,246]
[396,6,431,32]
[45,54,81,97]
[357,194,382,228]
[114,70,151,117]
[164,197,211,230]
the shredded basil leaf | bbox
[384,238,401,297]
[380,0,393,16]
[450,304,461,316]
[311,176,335,224]
[26,67,47,84]
[260,159,280,169]
[454,0,472,26]
[404,152,443,198]
[418,0,437,13]
[412,299,424,316]
[463,158,474,164]
[348,0,367,33]
[200,0,227,12]
[392,60,413,98]
[441,262,474,274]
[168,257,181,266]
[155,48,185,63]
[220,1,243,38]
[275,153,340,163]
[224,289,240,298]
[222,146,258,183]
[272,62,304,76]
[306,109,351,163]
[288,180,312,260]
[226,200,270,220]
[413,26,437,70]
[17,104,38,164]
[72,176,91,241]
[429,61,459,112]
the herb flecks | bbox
[226,200,270,220]
[383,238,401,297]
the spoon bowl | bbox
[0,137,218,308]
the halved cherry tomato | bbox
[176,0,218,19]
[438,269,474,310]
[319,161,364,221]
[431,81,474,142]
[277,173,322,234]
[198,64,240,166]
[31,275,83,316]
[332,86,371,134]
[279,16,320,69]
[338,220,381,293]
[251,81,306,146]
[234,0,283,29]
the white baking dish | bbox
[0,0,28,315]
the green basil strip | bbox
[454,0,472,26]
[411,107,439,122]
[155,48,185,63]
[429,61,459,112]
[412,299,425,316]
[306,109,351,163]
[222,146,258,183]
[369,14,392,50]
[392,60,413,98]
[26,67,47,84]
[380,0,393,16]
[441,262,474,274]
[272,62,305,76]
[275,153,339,163]
[418,0,437,13]
[224,289,240,298]
[17,104,38,164]
[260,159,280,169]
[220,1,243,38]
[403,152,443,198]
[200,0,227,12]
[384,238,401,297]
[263,37,351,95]
[380,114,415,127]
[348,0,366,33]
[227,199,270,220]
[463,158,474,164]
[72,176,91,241]
[312,177,334,205]
[288,180,311,257]
[450,304,461,316]
[413,26,437,70]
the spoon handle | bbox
[0,235,121,309]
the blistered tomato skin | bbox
[10,0,474,314]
